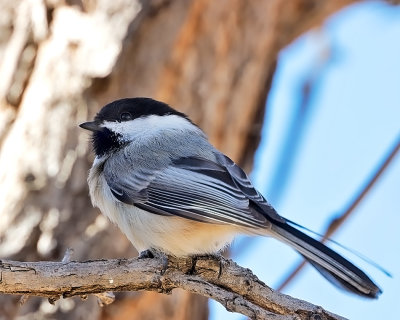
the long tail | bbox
[269,218,381,298]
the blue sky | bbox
[210,2,400,319]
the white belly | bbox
[88,166,238,256]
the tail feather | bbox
[270,219,381,298]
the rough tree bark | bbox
[0,0,394,319]
[0,256,345,320]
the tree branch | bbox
[0,256,345,320]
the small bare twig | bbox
[60,249,116,306]
[276,136,400,292]
[61,248,74,263]
[19,247,75,305]
[0,256,345,320]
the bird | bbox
[79,97,381,298]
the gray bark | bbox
[0,256,346,320]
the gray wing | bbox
[104,154,284,228]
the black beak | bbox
[79,121,102,132]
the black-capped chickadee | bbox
[80,97,381,298]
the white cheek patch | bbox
[101,115,202,140]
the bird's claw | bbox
[138,249,154,259]
[189,254,221,274]
[138,249,168,274]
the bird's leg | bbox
[138,249,169,274]
[153,250,169,275]
[138,249,154,259]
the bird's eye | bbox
[120,112,133,121]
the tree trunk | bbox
[0,0,377,319]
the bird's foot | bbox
[193,253,221,260]
[138,249,169,275]
[189,254,222,275]
[138,249,154,259]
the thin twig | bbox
[276,136,400,292]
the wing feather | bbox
[104,155,271,228]
[103,153,382,297]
